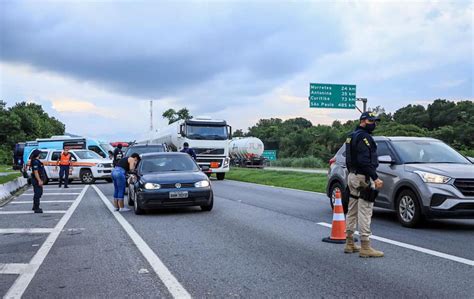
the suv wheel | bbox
[80,169,95,184]
[396,189,423,228]
[329,182,348,214]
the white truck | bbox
[229,137,265,168]
[148,117,232,180]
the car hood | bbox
[404,163,474,179]
[140,171,208,183]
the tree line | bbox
[234,99,474,161]
[0,101,65,164]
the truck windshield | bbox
[391,140,470,164]
[186,125,228,140]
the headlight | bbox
[414,171,451,184]
[194,180,210,188]
[144,182,161,190]
[97,164,104,168]
[223,158,229,167]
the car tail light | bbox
[329,157,336,167]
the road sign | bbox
[309,83,356,109]
[262,150,277,161]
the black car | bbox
[128,152,213,214]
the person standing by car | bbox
[112,153,140,212]
[30,150,46,213]
[113,143,124,167]
[56,148,72,188]
[180,142,197,160]
[344,112,384,258]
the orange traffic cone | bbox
[322,190,347,244]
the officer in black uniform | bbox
[180,142,197,160]
[30,149,46,213]
[113,144,124,167]
[344,111,384,258]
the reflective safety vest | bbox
[58,153,71,166]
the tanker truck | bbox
[229,137,265,168]
[147,116,232,180]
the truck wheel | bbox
[216,173,225,180]
[396,189,423,228]
[80,169,95,184]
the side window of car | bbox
[51,152,61,161]
[39,152,48,160]
[376,141,392,158]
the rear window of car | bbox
[126,145,165,157]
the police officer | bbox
[344,111,384,258]
[113,144,124,167]
[56,148,72,188]
[30,149,46,213]
[180,142,197,160]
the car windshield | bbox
[126,145,165,157]
[391,140,470,164]
[100,143,115,153]
[140,155,199,173]
[74,150,102,160]
[186,125,228,140]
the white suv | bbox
[26,149,113,184]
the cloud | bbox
[51,98,115,118]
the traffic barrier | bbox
[0,177,28,203]
[322,190,346,244]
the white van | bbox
[26,149,113,184]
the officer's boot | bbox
[359,240,384,258]
[344,234,360,253]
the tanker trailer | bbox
[228,137,265,168]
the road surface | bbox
[1,180,473,298]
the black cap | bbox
[360,111,381,121]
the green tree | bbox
[162,107,193,124]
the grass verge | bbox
[225,167,327,193]
[0,173,22,185]
[0,165,14,173]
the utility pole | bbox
[149,100,153,132]
[356,98,368,113]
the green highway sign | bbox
[262,150,277,161]
[309,83,356,109]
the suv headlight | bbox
[144,183,161,190]
[414,171,451,184]
[194,180,210,188]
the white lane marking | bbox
[42,187,84,190]
[21,193,80,196]
[0,228,53,234]
[10,200,75,204]
[317,222,474,267]
[0,263,30,275]
[0,211,67,215]
[224,179,327,196]
[92,185,191,299]
[5,186,88,299]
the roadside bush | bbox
[0,147,11,165]
[270,157,326,169]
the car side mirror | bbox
[201,165,210,172]
[378,155,393,164]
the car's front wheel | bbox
[328,182,348,214]
[201,193,214,212]
[128,186,134,206]
[133,191,145,215]
[396,189,423,228]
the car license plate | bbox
[169,191,189,199]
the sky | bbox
[0,0,472,141]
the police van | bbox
[25,149,113,184]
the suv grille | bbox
[103,163,113,168]
[453,179,474,197]
[194,148,225,155]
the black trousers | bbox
[59,165,70,187]
[32,181,43,210]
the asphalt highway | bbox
[1,180,473,298]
